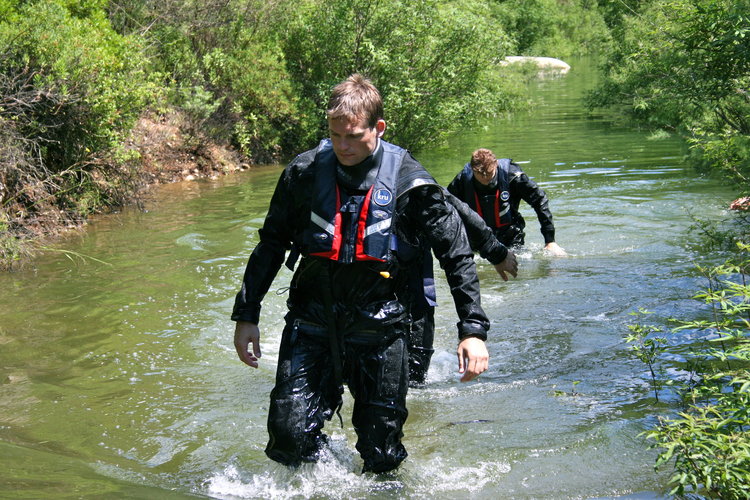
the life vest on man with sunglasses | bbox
[455,159,513,230]
[302,139,406,263]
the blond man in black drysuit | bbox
[232,74,499,473]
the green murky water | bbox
[0,59,736,499]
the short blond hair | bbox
[326,74,383,127]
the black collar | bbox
[336,141,383,191]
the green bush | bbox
[630,243,750,498]
[689,127,750,189]
[201,39,302,161]
[283,0,519,152]
[489,0,611,58]
[0,0,157,267]
[105,0,301,162]
[589,0,750,190]
[1,1,156,170]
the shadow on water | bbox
[0,58,737,498]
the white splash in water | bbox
[425,350,460,384]
[409,456,511,495]
[204,436,397,499]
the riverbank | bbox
[129,112,250,184]
[0,110,250,270]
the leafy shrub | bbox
[201,39,302,161]
[106,0,300,162]
[0,0,157,267]
[629,243,750,498]
[283,0,519,152]
[489,0,611,58]
[589,0,750,190]
[625,309,668,402]
[1,1,156,169]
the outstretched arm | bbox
[445,188,518,279]
[512,168,561,250]
[231,164,299,366]
[413,186,490,339]
[231,170,294,324]
[406,183,491,384]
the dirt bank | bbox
[129,112,250,185]
[0,110,251,269]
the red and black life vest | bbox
[456,159,513,230]
[302,139,406,263]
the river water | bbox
[0,59,737,499]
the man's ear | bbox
[375,119,387,138]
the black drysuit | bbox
[447,159,556,248]
[232,139,489,472]
[406,191,508,385]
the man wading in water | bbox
[232,74,491,473]
[448,148,567,256]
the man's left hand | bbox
[457,337,489,382]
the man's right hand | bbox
[493,251,518,281]
[234,321,261,368]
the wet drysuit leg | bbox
[265,316,410,472]
[345,327,409,473]
[265,316,409,472]
[265,317,342,466]
[407,308,434,386]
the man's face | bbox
[328,116,385,166]
[472,162,497,186]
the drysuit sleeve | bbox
[405,185,490,341]
[231,168,295,324]
[446,174,464,201]
[444,188,508,265]
[512,169,556,244]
